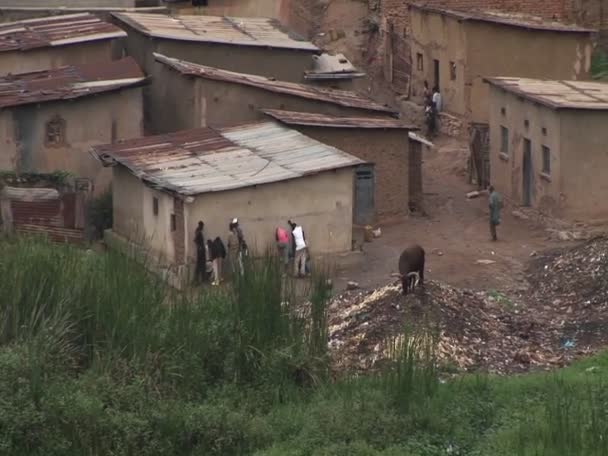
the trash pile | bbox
[328,237,608,375]
[526,236,608,347]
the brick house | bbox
[0,57,146,194]
[263,109,424,220]
[148,53,397,134]
[0,13,126,75]
[92,121,364,287]
[486,77,608,222]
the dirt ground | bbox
[334,136,571,293]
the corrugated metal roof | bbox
[0,13,126,53]
[154,53,398,115]
[263,109,416,129]
[0,57,146,109]
[305,53,365,80]
[485,77,608,110]
[113,12,319,51]
[91,121,364,196]
[409,4,595,33]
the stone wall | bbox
[438,111,465,138]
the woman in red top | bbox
[275,226,290,270]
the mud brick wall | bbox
[379,0,578,29]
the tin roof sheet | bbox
[112,12,319,51]
[263,109,415,129]
[154,53,397,115]
[91,121,363,195]
[409,4,594,33]
[0,13,126,53]
[0,57,146,109]
[485,77,608,110]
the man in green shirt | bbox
[488,185,502,241]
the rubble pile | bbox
[329,238,608,374]
[526,236,608,346]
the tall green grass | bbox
[1,237,608,455]
[0,237,331,397]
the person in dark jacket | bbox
[208,236,226,286]
[194,221,206,284]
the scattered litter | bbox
[466,190,481,199]
[327,237,608,375]
[476,259,496,265]
[561,339,576,349]
[346,281,360,290]
[586,366,600,373]
[512,210,529,220]
[372,228,382,238]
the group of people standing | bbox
[194,218,247,286]
[194,218,310,286]
[423,81,442,137]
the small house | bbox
[112,12,320,81]
[409,5,594,127]
[92,121,364,284]
[486,77,608,221]
[0,13,127,74]
[263,109,423,220]
[149,53,397,133]
[0,57,146,193]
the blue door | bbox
[354,165,375,225]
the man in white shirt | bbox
[289,220,308,277]
[432,86,442,112]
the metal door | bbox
[354,165,375,225]
[523,139,532,206]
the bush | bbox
[86,190,113,239]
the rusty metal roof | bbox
[154,53,397,115]
[91,121,363,196]
[0,13,126,53]
[113,12,319,51]
[0,57,146,109]
[263,109,415,129]
[485,77,608,110]
[409,4,595,33]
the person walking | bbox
[208,236,226,286]
[194,221,207,284]
[289,220,308,277]
[488,185,502,241]
[432,86,442,112]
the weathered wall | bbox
[466,21,592,123]
[149,64,392,133]
[410,8,593,123]
[118,22,317,82]
[559,109,608,221]
[409,9,467,115]
[0,111,18,170]
[288,126,410,219]
[488,86,562,214]
[147,62,201,134]
[6,88,143,194]
[0,40,115,74]
[112,165,144,242]
[112,165,181,265]
[185,168,355,262]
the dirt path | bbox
[335,136,569,293]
